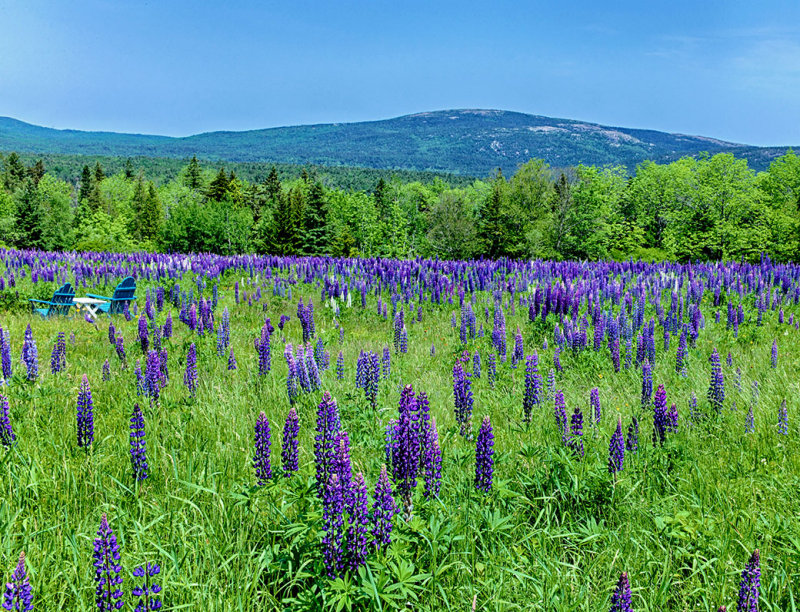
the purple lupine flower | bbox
[547,368,556,401]
[609,572,632,612]
[131,563,161,612]
[162,311,172,340]
[372,465,394,552]
[771,339,778,368]
[641,359,652,409]
[51,331,66,374]
[737,549,760,612]
[93,513,124,611]
[626,416,639,454]
[21,325,38,381]
[676,331,687,376]
[590,387,601,425]
[256,324,271,376]
[422,416,442,499]
[745,405,755,434]
[334,430,352,496]
[487,353,497,388]
[608,418,625,475]
[3,551,33,612]
[281,407,299,477]
[364,352,380,410]
[554,346,562,372]
[399,327,408,354]
[475,415,494,493]
[667,403,679,433]
[346,472,369,573]
[727,351,734,367]
[778,399,788,435]
[382,346,391,379]
[0,394,15,447]
[391,384,422,519]
[453,359,475,434]
[652,383,668,446]
[184,343,197,397]
[134,360,145,396]
[138,316,149,354]
[102,359,111,381]
[430,343,435,357]
[306,344,321,391]
[492,304,507,360]
[511,327,524,368]
[689,392,699,423]
[254,411,272,485]
[227,348,237,371]
[473,351,481,378]
[336,351,344,381]
[522,353,541,423]
[314,392,341,492]
[708,348,725,413]
[77,374,94,448]
[0,326,12,382]
[144,350,161,403]
[321,473,345,579]
[130,403,148,482]
[115,334,126,363]
[611,338,620,372]
[554,390,568,444]
[569,407,584,458]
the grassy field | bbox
[1,256,799,610]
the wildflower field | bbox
[1,249,798,610]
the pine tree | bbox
[140,182,161,240]
[207,168,230,201]
[79,165,93,202]
[28,160,45,187]
[3,153,28,192]
[124,159,134,180]
[94,162,105,183]
[271,191,298,254]
[478,169,507,258]
[185,155,202,189]
[129,177,148,239]
[303,181,327,255]
[374,178,388,217]
[15,180,43,248]
[265,166,282,204]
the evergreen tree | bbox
[94,162,106,183]
[271,191,300,254]
[185,155,202,189]
[207,168,230,201]
[129,177,148,240]
[124,159,134,180]
[478,170,507,258]
[140,182,161,240]
[303,181,328,255]
[265,166,282,204]
[79,165,93,202]
[3,152,27,192]
[374,178,388,217]
[14,180,43,248]
[28,160,45,187]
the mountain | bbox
[0,110,795,175]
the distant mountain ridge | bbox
[0,109,794,175]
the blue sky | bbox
[0,0,799,145]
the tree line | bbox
[1,150,799,262]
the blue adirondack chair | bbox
[86,277,137,315]
[29,283,76,317]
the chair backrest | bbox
[110,277,136,314]
[50,283,75,316]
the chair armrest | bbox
[86,294,112,301]
[29,299,54,305]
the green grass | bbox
[1,277,799,610]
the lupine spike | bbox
[130,403,148,482]
[281,407,300,477]
[77,374,95,448]
[737,549,760,612]
[254,411,272,485]
[609,571,632,612]
[93,514,124,611]
[609,418,625,474]
[3,551,33,612]
[475,415,494,493]
[0,394,15,447]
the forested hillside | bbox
[1,110,795,175]
[2,149,799,262]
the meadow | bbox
[0,249,797,611]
